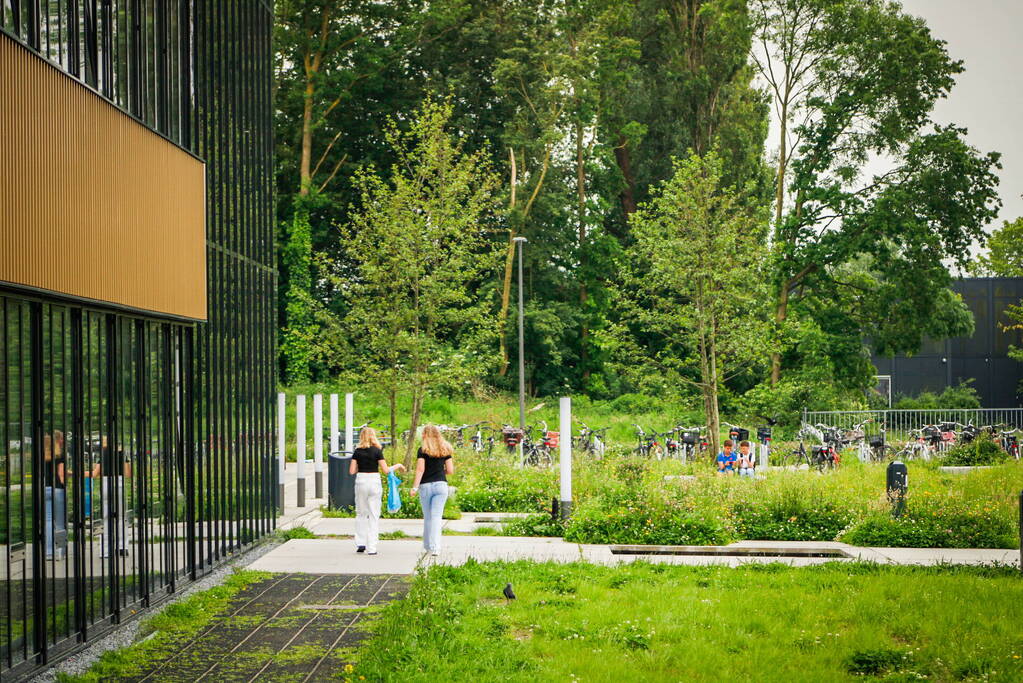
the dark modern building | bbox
[872,278,1023,407]
[0,4,276,679]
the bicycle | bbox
[867,422,896,462]
[522,423,556,467]
[469,422,496,458]
[664,429,680,459]
[891,429,929,461]
[633,425,664,459]
[998,427,1020,459]
[677,426,706,463]
[576,423,608,457]
[502,425,524,455]
[722,422,750,446]
[782,423,820,469]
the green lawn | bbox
[354,560,1023,682]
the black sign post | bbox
[886,461,908,518]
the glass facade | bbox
[1,2,276,679]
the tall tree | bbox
[338,100,502,467]
[274,0,420,381]
[623,151,770,454]
[751,0,1001,385]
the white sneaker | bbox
[431,551,439,557]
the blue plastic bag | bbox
[387,471,402,513]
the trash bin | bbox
[328,452,356,511]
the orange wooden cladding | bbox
[0,34,207,321]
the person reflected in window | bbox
[43,431,67,559]
[410,425,454,557]
[91,435,130,558]
[349,427,405,555]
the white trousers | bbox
[101,476,128,557]
[354,473,383,552]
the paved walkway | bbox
[250,519,1021,575]
[122,573,408,683]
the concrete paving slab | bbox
[307,518,425,537]
[247,539,425,575]
[611,554,851,567]
[868,547,1020,567]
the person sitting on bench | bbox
[716,440,737,475]
[737,440,756,478]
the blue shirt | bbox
[716,451,736,470]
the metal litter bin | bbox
[328,452,356,511]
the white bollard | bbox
[296,394,307,507]
[277,392,286,511]
[559,396,572,519]
[314,393,324,498]
[330,394,339,455]
[345,393,354,454]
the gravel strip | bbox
[30,538,283,683]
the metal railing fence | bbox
[802,408,1023,445]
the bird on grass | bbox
[503,583,516,600]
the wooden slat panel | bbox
[0,33,206,321]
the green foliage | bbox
[617,150,771,453]
[354,560,1023,681]
[280,209,314,384]
[972,217,1023,276]
[893,381,981,410]
[754,0,1001,383]
[941,438,1007,466]
[61,570,270,682]
[278,525,315,540]
[840,485,1017,549]
[502,514,567,538]
[845,649,914,677]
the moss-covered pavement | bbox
[122,573,408,682]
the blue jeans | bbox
[45,486,67,557]
[739,467,755,479]
[419,481,448,552]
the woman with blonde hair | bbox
[349,427,405,555]
[410,424,454,556]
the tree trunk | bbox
[388,387,397,455]
[697,324,720,458]
[404,387,424,470]
[769,280,789,385]
[773,98,788,230]
[576,120,589,380]
[497,233,516,376]
[707,319,721,458]
[613,133,637,217]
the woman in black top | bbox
[43,431,67,559]
[410,425,454,556]
[348,427,405,555]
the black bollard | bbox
[886,461,908,518]
[551,497,560,521]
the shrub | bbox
[563,503,730,546]
[893,381,981,410]
[608,393,664,414]
[278,526,315,540]
[503,514,566,537]
[941,438,1007,466]
[845,648,913,676]
[840,496,1016,549]
[732,499,853,542]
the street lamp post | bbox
[514,236,528,463]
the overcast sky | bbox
[894,0,1022,228]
